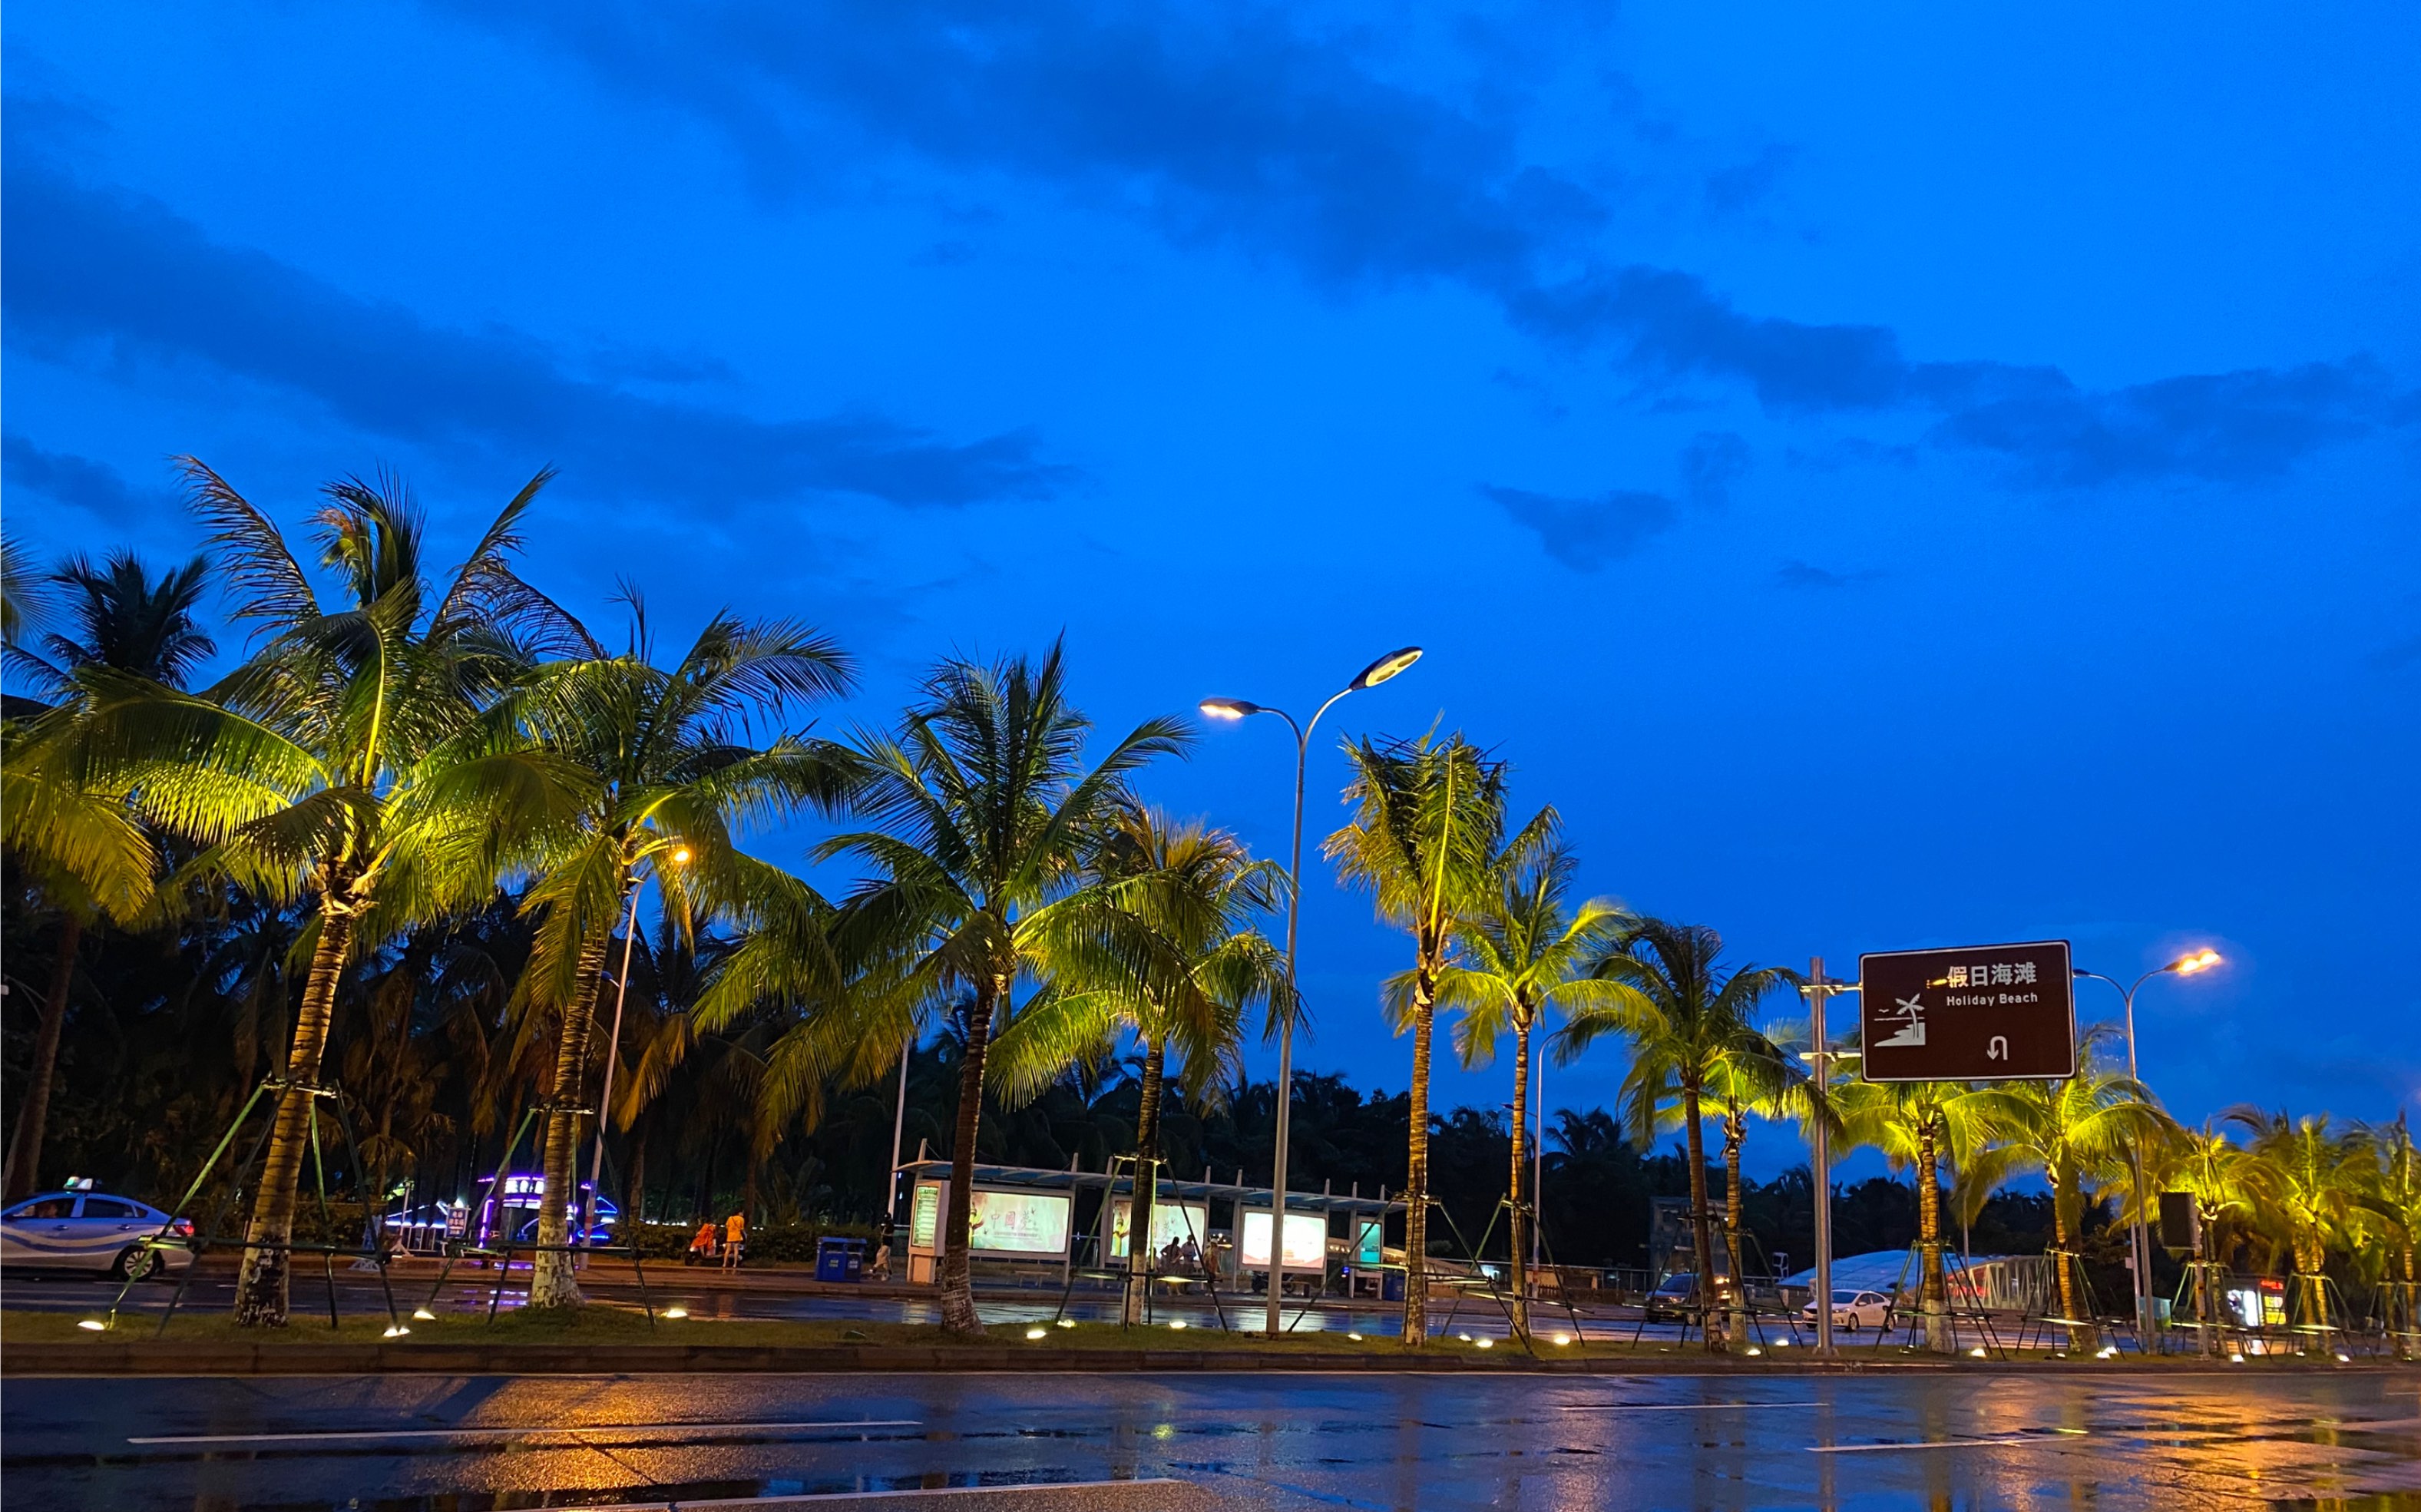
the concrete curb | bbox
[7,1341,2408,1378]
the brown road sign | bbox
[1857,940,2075,1082]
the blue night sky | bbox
[7,3,2417,1173]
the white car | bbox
[0,1191,195,1280]
[1804,1287,1893,1333]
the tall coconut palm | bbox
[2153,1118,2274,1355]
[1557,918,1797,1352]
[991,807,1292,1324]
[1432,839,1626,1337]
[1695,1037,1802,1339]
[1,551,214,1199]
[702,642,1186,1335]
[1326,732,1533,1348]
[495,600,855,1307]
[2226,1106,2368,1348]
[49,461,587,1325]
[1967,1041,2172,1350]
[1832,1077,2002,1353]
[2355,1113,2420,1359]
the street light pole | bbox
[1202,647,1421,1339]
[584,843,690,1249]
[1799,959,1857,1360]
[2074,948,2221,1349]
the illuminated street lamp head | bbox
[1199,697,1258,720]
[2170,948,2222,976]
[1350,646,1423,690]
[670,845,693,866]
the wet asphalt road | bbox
[5,1368,2416,1510]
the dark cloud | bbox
[1774,559,1883,591]
[445,3,2416,491]
[2,433,181,540]
[451,0,1595,290]
[2,164,1070,511]
[1702,144,1792,220]
[1931,359,2405,488]
[1480,483,1675,570]
[1680,430,1751,507]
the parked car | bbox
[1804,1287,1893,1333]
[1642,1272,1703,1322]
[0,1191,195,1280]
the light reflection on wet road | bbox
[5,1368,2417,1510]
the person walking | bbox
[722,1210,746,1270]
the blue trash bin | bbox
[815,1237,866,1283]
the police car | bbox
[0,1183,195,1280]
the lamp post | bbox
[1202,645,1422,1338]
[2073,948,2222,1348]
[1798,962,1860,1359]
[582,842,690,1251]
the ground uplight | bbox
[663,1307,689,1319]
[77,1319,106,1332]
[1551,1332,1573,1346]
[1475,1336,1493,1349]
[412,1308,437,1321]
[1347,1332,1364,1342]
[1025,1326,1048,1340]
[1970,1347,1987,1358]
[1744,1346,1762,1357]
[1055,1318,1075,1328]
[1169,1320,1187,1331]
[382,1325,411,1338]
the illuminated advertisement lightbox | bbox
[1239,1211,1327,1272]
[1105,1197,1210,1260]
[1354,1218,1384,1266]
[910,1182,943,1252]
[967,1189,1072,1259]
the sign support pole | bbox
[1807,957,1836,1361]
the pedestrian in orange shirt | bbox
[722,1210,746,1269]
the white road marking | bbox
[1559,1401,1821,1411]
[127,1419,920,1446]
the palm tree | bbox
[1832,1077,2002,1353]
[496,600,854,1308]
[1557,918,1797,1352]
[0,550,213,1199]
[2355,1113,2419,1359]
[1697,1037,1803,1339]
[2227,1106,2368,1348]
[1433,839,1626,1336]
[991,807,1291,1324]
[2153,1117,2273,1354]
[1967,1041,2171,1350]
[703,642,1185,1335]
[49,461,584,1325]
[1325,732,1533,1348]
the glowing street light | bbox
[1201,647,1422,1339]
[2075,948,2227,1348]
[585,839,696,1248]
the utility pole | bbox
[1804,958,1844,1359]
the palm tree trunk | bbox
[2051,1167,2092,1352]
[1506,1017,1530,1339]
[1682,1080,1724,1352]
[1125,1037,1165,1327]
[1723,1110,1748,1343]
[233,885,358,1328]
[2,914,82,1203]
[530,928,612,1309]
[938,976,1001,1338]
[1916,1123,1949,1353]
[1400,960,1437,1348]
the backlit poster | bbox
[966,1189,1072,1259]
[1105,1197,1210,1260]
[1239,1210,1327,1271]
